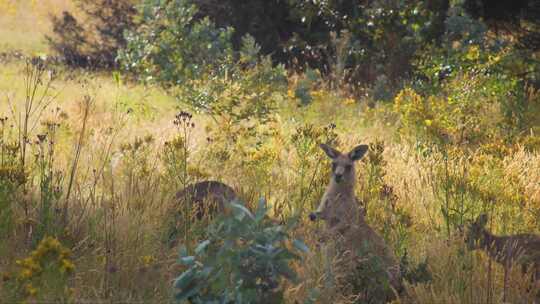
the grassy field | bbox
[1,2,539,304]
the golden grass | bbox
[0,0,73,54]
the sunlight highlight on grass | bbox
[0,0,72,54]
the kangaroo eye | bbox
[332,163,337,171]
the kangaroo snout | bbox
[334,174,343,183]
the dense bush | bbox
[118,0,454,88]
[173,199,307,303]
[118,0,234,85]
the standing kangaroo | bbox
[465,214,540,301]
[309,144,402,299]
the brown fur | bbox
[175,181,237,219]
[466,214,540,299]
[310,144,402,298]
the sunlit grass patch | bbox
[0,0,73,54]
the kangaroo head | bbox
[309,144,368,222]
[465,213,488,250]
[320,143,368,185]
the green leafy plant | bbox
[173,199,308,303]
[119,0,234,85]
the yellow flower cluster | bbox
[478,141,512,158]
[141,255,157,267]
[310,89,326,98]
[287,89,295,99]
[25,283,38,297]
[465,45,480,61]
[15,236,75,297]
[343,97,356,105]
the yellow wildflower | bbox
[424,120,433,127]
[25,283,38,297]
[60,259,75,273]
[343,97,355,105]
[466,45,480,61]
[59,248,71,260]
[311,90,325,98]
[141,255,156,267]
[287,89,295,99]
[488,54,501,64]
[18,269,33,280]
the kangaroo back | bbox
[176,181,237,219]
[466,214,540,301]
[466,214,540,276]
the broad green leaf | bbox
[178,244,188,257]
[255,197,267,222]
[230,201,254,221]
[173,268,195,289]
[195,240,211,254]
[174,283,202,301]
[179,256,196,266]
[293,239,309,253]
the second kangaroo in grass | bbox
[309,144,402,298]
[176,180,237,219]
[465,214,540,300]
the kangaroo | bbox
[465,214,540,301]
[309,144,402,299]
[175,180,237,220]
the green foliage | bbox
[119,0,235,85]
[33,128,64,245]
[179,43,287,187]
[399,251,432,286]
[346,243,396,304]
[0,118,24,247]
[294,69,319,106]
[173,199,307,303]
[288,123,339,217]
[359,141,412,258]
[394,54,538,149]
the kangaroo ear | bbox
[320,144,341,159]
[476,213,488,227]
[348,144,369,161]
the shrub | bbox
[5,237,75,302]
[173,199,308,303]
[118,0,234,85]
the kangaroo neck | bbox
[328,179,355,197]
